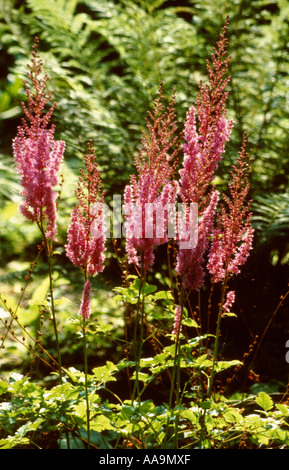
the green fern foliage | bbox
[253,192,289,245]
[1,0,289,200]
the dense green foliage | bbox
[1,0,289,450]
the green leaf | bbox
[215,359,242,373]
[222,312,237,318]
[276,404,289,417]
[182,317,200,328]
[90,414,115,432]
[92,361,118,384]
[194,354,212,371]
[0,380,9,395]
[151,290,173,301]
[256,391,274,411]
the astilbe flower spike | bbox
[207,134,254,284]
[179,16,233,207]
[176,17,232,291]
[12,38,65,240]
[65,141,106,320]
[222,290,235,316]
[79,280,92,321]
[124,86,179,271]
[172,305,182,336]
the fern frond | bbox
[253,192,289,243]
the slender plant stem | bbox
[39,222,63,384]
[46,240,63,383]
[164,284,185,448]
[83,317,91,449]
[207,272,228,397]
[131,256,145,404]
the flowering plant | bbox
[13,39,65,242]
[0,18,273,451]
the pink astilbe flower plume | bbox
[207,134,254,284]
[179,16,233,207]
[79,280,92,321]
[176,189,219,290]
[176,17,232,291]
[222,290,235,316]
[65,141,106,320]
[12,38,65,240]
[172,305,182,336]
[124,86,179,271]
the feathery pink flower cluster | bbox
[176,18,233,290]
[176,190,219,290]
[172,305,182,336]
[222,290,235,315]
[207,135,254,283]
[65,141,106,319]
[179,19,233,206]
[12,39,65,240]
[124,88,179,271]
[79,280,92,320]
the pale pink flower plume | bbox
[176,189,219,290]
[65,141,106,320]
[124,87,179,271]
[65,141,106,278]
[79,280,92,320]
[176,18,232,291]
[179,17,233,206]
[222,290,235,315]
[12,38,65,240]
[172,305,182,335]
[207,135,254,283]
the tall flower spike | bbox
[179,16,233,207]
[172,305,182,335]
[124,86,179,271]
[176,17,232,292]
[207,134,254,283]
[12,38,65,240]
[79,280,92,321]
[65,141,106,319]
[66,141,106,277]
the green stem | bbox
[165,285,185,449]
[47,250,62,383]
[207,272,228,397]
[131,257,145,404]
[39,225,63,384]
[83,318,90,449]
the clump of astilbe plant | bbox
[12,38,65,382]
[163,20,254,443]
[167,19,234,416]
[65,140,106,448]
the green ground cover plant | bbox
[0,2,289,450]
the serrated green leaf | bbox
[276,404,289,416]
[256,391,274,411]
[92,361,118,383]
[90,414,115,432]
